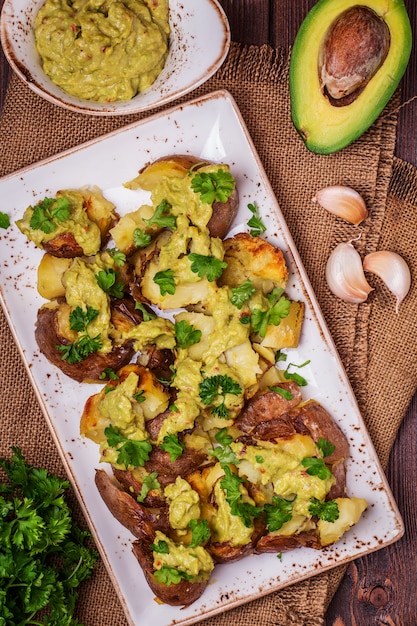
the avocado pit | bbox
[319,5,390,106]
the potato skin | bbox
[132,539,209,607]
[141,154,239,239]
[35,297,142,383]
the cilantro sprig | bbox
[199,375,242,419]
[104,425,152,468]
[191,169,235,204]
[0,447,97,624]
[138,472,161,503]
[56,306,103,364]
[154,564,192,585]
[153,269,176,296]
[29,197,71,234]
[160,434,184,462]
[264,495,294,532]
[144,199,176,230]
[230,280,256,309]
[301,456,332,480]
[189,519,211,547]
[209,428,240,464]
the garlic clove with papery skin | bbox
[326,241,373,304]
[363,251,411,314]
[313,185,368,225]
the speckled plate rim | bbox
[0,0,230,115]
[0,90,404,625]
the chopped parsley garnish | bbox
[301,456,333,480]
[309,497,340,522]
[104,425,152,468]
[209,428,240,464]
[154,565,191,585]
[153,269,176,296]
[268,385,293,400]
[99,368,119,380]
[106,247,126,266]
[189,519,211,547]
[264,495,294,532]
[151,539,169,554]
[133,390,146,403]
[0,211,10,229]
[0,447,97,624]
[283,360,311,386]
[135,302,157,321]
[250,288,291,337]
[199,374,242,419]
[133,228,152,248]
[138,472,161,503]
[144,199,176,230]
[188,253,227,282]
[191,169,235,204]
[29,196,71,233]
[247,202,267,237]
[160,434,184,462]
[95,268,124,298]
[230,280,256,309]
[174,319,202,349]
[56,305,103,364]
[316,438,336,459]
[220,465,262,527]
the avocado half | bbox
[289,0,412,154]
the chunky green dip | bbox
[34,0,170,102]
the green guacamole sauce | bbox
[34,0,170,102]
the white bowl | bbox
[0,0,230,116]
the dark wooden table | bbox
[1,1,416,624]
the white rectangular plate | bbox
[0,90,404,626]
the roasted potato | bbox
[35,297,144,383]
[16,187,118,258]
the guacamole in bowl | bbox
[34,0,170,102]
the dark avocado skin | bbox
[289,0,412,154]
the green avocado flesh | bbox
[289,0,412,154]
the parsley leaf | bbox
[309,497,340,522]
[56,306,103,364]
[247,202,267,237]
[95,268,124,298]
[301,457,333,480]
[0,447,97,624]
[135,302,157,321]
[154,565,192,585]
[29,197,71,233]
[316,438,336,458]
[151,539,169,554]
[137,472,161,503]
[220,465,262,527]
[104,425,152,468]
[191,169,235,204]
[283,360,311,386]
[189,519,211,547]
[160,434,184,462]
[106,247,126,266]
[133,228,152,248]
[264,495,294,532]
[153,269,176,296]
[268,385,293,400]
[174,320,202,349]
[230,280,256,309]
[199,375,242,419]
[188,253,227,282]
[0,211,10,229]
[144,199,177,230]
[251,288,291,338]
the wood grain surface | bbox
[1,1,416,624]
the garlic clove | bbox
[326,241,373,303]
[363,250,411,314]
[313,185,368,225]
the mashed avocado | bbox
[34,0,170,102]
[152,530,214,581]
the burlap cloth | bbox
[1,43,416,625]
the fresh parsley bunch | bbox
[0,447,98,625]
